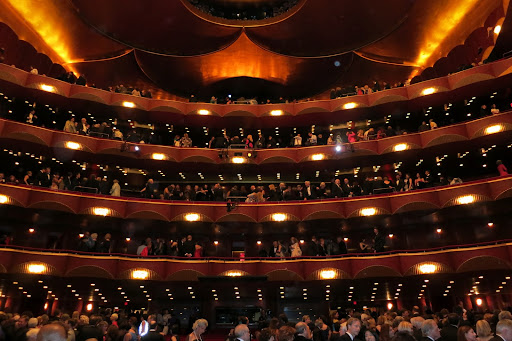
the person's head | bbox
[295,322,312,339]
[193,319,208,335]
[36,323,67,341]
[258,328,274,341]
[278,326,295,341]
[365,330,376,341]
[499,311,512,321]
[374,227,379,235]
[476,320,492,338]
[398,322,413,334]
[98,321,108,334]
[496,319,512,340]
[302,315,312,324]
[410,317,424,330]
[28,317,38,328]
[458,326,476,341]
[448,313,460,326]
[422,320,441,340]
[391,331,416,341]
[17,315,28,328]
[347,318,361,336]
[235,323,250,341]
[187,235,193,241]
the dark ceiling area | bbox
[0,0,507,100]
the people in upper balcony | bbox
[497,160,508,176]
[491,104,500,114]
[418,121,430,132]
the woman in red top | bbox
[346,130,357,143]
[497,160,508,176]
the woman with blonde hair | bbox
[189,319,208,341]
[397,322,413,335]
[475,320,492,341]
[290,237,302,257]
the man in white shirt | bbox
[294,134,302,146]
[492,319,512,341]
[234,324,250,341]
[340,318,361,341]
[422,319,441,341]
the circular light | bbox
[270,110,283,116]
[198,109,210,115]
[320,270,336,279]
[494,25,502,34]
[456,195,475,205]
[343,102,357,109]
[484,124,503,135]
[272,213,287,222]
[421,87,436,96]
[418,263,437,274]
[65,141,81,150]
[92,207,110,216]
[122,101,135,108]
[231,157,246,164]
[311,153,325,161]
[152,153,166,160]
[393,143,408,152]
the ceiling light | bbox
[418,263,437,274]
[393,143,408,152]
[92,207,110,216]
[152,153,166,160]
[311,153,325,161]
[65,141,81,150]
[272,213,287,222]
[27,263,46,274]
[421,87,436,96]
[226,271,243,277]
[131,270,149,280]
[456,195,475,205]
[122,101,135,108]
[320,270,336,279]
[40,84,56,92]
[232,157,246,164]
[484,124,503,135]
[343,102,357,109]
[185,213,200,222]
[494,25,502,34]
[360,207,377,216]
[270,110,283,116]
[198,109,210,115]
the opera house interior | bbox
[1,0,512,340]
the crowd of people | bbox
[1,301,512,341]
[0,163,473,201]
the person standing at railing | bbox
[497,160,508,176]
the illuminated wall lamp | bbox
[320,270,336,279]
[418,263,437,274]
[476,298,483,306]
[40,84,55,92]
[0,195,8,204]
[232,157,246,164]
[122,101,135,108]
[387,302,393,310]
[393,143,408,152]
[131,270,149,280]
[152,153,166,160]
[456,195,475,205]
[226,271,243,277]
[65,141,81,150]
[421,87,436,96]
[343,102,357,109]
[311,153,325,161]
[360,208,377,216]
[198,109,210,115]
[185,213,200,222]
[93,207,110,216]
[484,124,503,135]
[270,110,283,116]
[27,264,46,274]
[272,213,287,222]
[494,25,502,34]
[86,303,93,311]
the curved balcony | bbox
[0,175,511,222]
[0,112,511,166]
[1,57,512,121]
[0,241,511,281]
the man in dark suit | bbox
[373,228,386,253]
[339,318,361,341]
[302,181,317,200]
[422,319,441,341]
[268,241,279,257]
[490,319,512,341]
[332,179,343,198]
[336,236,348,254]
[142,316,164,341]
[440,314,459,341]
[395,173,405,192]
[35,167,51,187]
[341,178,353,197]
[295,322,312,341]
[305,236,319,256]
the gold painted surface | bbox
[0,0,127,66]
[357,0,505,77]
[198,32,295,84]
